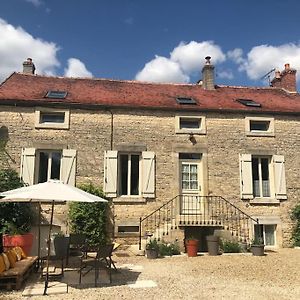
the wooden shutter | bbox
[273,155,287,200]
[104,151,118,198]
[61,149,77,186]
[20,148,36,185]
[239,154,253,199]
[142,151,155,198]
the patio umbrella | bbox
[0,180,108,295]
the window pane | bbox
[180,119,201,129]
[265,225,276,246]
[130,155,139,195]
[40,112,65,123]
[252,158,260,197]
[120,154,128,195]
[50,152,61,180]
[190,181,198,190]
[38,152,49,183]
[261,158,270,197]
[190,164,198,174]
[182,181,189,190]
[250,121,270,131]
[254,224,264,240]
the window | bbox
[181,163,199,191]
[254,224,276,246]
[45,91,67,99]
[237,99,261,107]
[117,225,140,236]
[20,148,77,186]
[239,154,287,201]
[119,153,140,196]
[104,151,155,199]
[35,107,70,129]
[252,157,270,197]
[176,97,197,105]
[245,117,274,136]
[175,115,206,134]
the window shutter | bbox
[104,151,118,197]
[273,155,287,200]
[142,151,155,198]
[61,149,77,186]
[239,154,253,199]
[20,148,36,185]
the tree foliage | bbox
[69,183,108,246]
[291,204,300,246]
[0,169,34,234]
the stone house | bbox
[0,57,299,250]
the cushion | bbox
[1,253,10,271]
[13,247,23,261]
[7,250,17,268]
[20,247,27,259]
[0,255,5,273]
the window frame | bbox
[175,115,206,135]
[35,107,70,129]
[245,116,274,137]
[254,224,277,247]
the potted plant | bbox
[53,232,69,259]
[206,235,220,256]
[145,238,159,259]
[250,237,265,256]
[0,169,35,255]
[185,236,199,257]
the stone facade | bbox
[0,104,299,247]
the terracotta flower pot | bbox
[185,239,199,257]
[2,233,34,256]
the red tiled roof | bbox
[0,73,300,114]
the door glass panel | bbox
[130,155,139,195]
[265,225,276,246]
[50,152,62,180]
[38,152,49,183]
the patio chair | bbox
[79,244,114,286]
[66,233,87,266]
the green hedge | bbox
[291,204,300,247]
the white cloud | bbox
[135,56,189,83]
[227,48,245,64]
[135,40,226,83]
[217,69,234,80]
[25,0,43,7]
[238,43,300,80]
[170,41,226,73]
[0,18,60,81]
[64,58,93,78]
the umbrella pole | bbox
[43,200,55,296]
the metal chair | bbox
[79,244,114,286]
[66,233,86,265]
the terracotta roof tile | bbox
[0,73,300,113]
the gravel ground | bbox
[0,248,299,300]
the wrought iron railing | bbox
[139,195,258,250]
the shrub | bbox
[291,204,300,247]
[146,238,159,251]
[158,240,180,256]
[0,169,34,235]
[221,240,241,253]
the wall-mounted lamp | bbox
[189,133,197,145]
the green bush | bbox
[158,240,180,256]
[221,240,241,253]
[0,169,34,234]
[291,204,300,246]
[69,183,108,246]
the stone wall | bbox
[0,105,299,247]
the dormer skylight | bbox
[176,97,197,105]
[45,91,68,99]
[237,98,261,107]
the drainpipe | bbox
[107,109,114,150]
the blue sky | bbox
[1,0,300,88]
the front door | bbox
[179,153,202,214]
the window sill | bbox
[113,197,147,204]
[175,130,206,135]
[246,132,275,137]
[249,198,280,204]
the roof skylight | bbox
[236,99,261,107]
[45,91,68,99]
[176,97,197,105]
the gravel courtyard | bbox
[0,248,299,300]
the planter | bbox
[54,236,70,259]
[206,235,220,256]
[146,249,158,259]
[185,239,199,257]
[250,244,265,256]
[2,233,34,256]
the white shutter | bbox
[104,151,118,197]
[61,149,77,186]
[239,154,253,199]
[273,155,287,200]
[20,148,36,185]
[142,151,155,198]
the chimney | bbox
[271,63,297,93]
[201,56,215,90]
[22,58,35,74]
